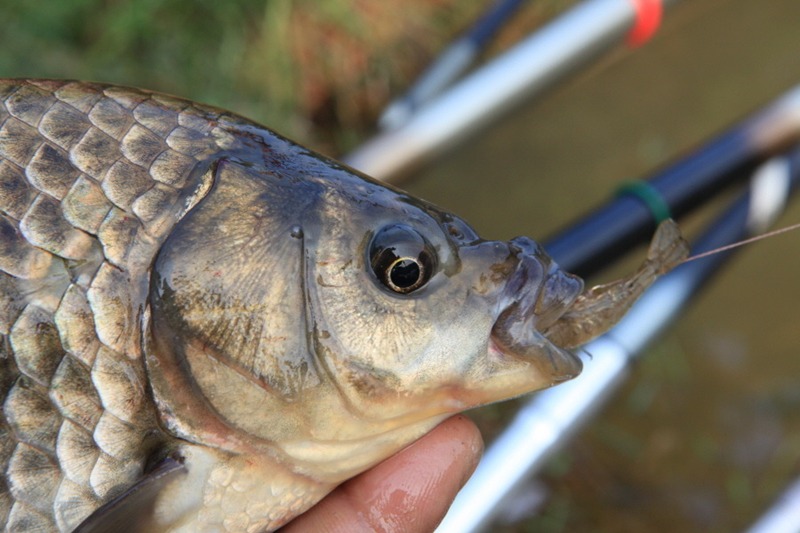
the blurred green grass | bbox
[1,1,309,141]
[0,0,565,154]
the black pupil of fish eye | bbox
[389,258,421,289]
[369,225,436,294]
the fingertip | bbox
[281,416,485,533]
[345,415,485,532]
[429,414,484,486]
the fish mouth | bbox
[489,314,582,384]
[488,238,585,383]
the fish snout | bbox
[499,237,584,330]
[488,243,584,381]
[508,235,546,257]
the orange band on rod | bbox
[627,0,663,47]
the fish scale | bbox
[0,79,246,531]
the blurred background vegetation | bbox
[0,0,570,154]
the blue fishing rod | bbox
[545,85,800,276]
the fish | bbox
[0,79,688,532]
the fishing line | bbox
[681,221,800,264]
[682,153,798,264]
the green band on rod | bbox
[616,180,672,223]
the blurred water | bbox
[406,0,800,531]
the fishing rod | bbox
[345,0,676,181]
[379,0,526,130]
[544,84,800,277]
[436,145,800,533]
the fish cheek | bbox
[307,236,443,418]
[312,281,432,383]
[309,265,491,422]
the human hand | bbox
[281,415,483,532]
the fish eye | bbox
[369,225,437,294]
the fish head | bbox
[145,153,583,479]
[305,172,585,426]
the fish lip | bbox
[488,321,583,382]
[486,243,584,380]
[493,243,583,333]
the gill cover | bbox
[146,159,323,446]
